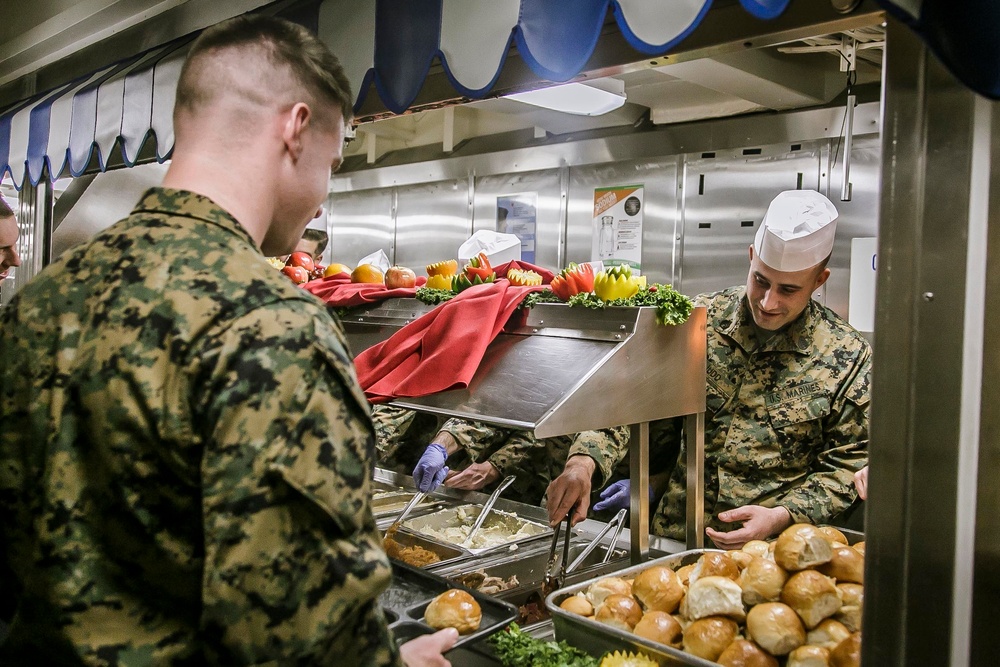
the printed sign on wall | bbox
[592,184,644,273]
[496,193,537,264]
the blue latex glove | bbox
[592,479,654,512]
[413,443,449,492]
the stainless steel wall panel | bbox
[473,169,562,271]
[679,144,822,298]
[393,179,471,274]
[328,187,394,266]
[566,159,679,284]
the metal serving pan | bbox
[372,490,442,519]
[546,549,722,667]
[402,504,551,556]
[381,560,518,651]
[382,527,472,569]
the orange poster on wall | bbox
[592,184,643,273]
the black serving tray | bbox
[381,560,518,650]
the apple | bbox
[282,265,310,284]
[385,265,417,289]
[286,251,315,273]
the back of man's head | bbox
[174,15,352,135]
[0,195,13,219]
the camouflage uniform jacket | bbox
[0,189,401,666]
[651,286,871,541]
[439,419,629,504]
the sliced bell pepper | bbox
[452,272,495,292]
[464,252,494,282]
[550,262,595,301]
[426,259,458,277]
[506,268,543,286]
[594,269,640,301]
[425,274,454,291]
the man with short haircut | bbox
[0,196,20,280]
[596,191,870,547]
[296,227,329,262]
[0,15,451,666]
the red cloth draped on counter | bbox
[354,279,546,402]
[301,272,426,307]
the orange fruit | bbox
[351,264,384,284]
[324,262,353,277]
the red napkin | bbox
[355,279,545,402]
[303,273,427,307]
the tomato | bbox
[385,265,417,289]
[286,252,315,273]
[281,265,310,284]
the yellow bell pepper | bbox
[506,268,543,286]
[425,274,453,290]
[594,269,640,301]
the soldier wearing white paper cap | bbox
[598,190,871,547]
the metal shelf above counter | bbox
[344,299,707,558]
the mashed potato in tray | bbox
[407,505,546,550]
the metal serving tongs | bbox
[461,475,516,548]
[565,508,628,572]
[542,508,575,595]
[386,490,427,534]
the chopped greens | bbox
[414,286,456,306]
[562,283,694,325]
[489,624,599,667]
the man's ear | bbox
[814,267,831,290]
[282,102,312,160]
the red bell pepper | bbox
[550,263,595,301]
[464,252,494,282]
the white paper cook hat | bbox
[458,230,521,265]
[754,190,839,272]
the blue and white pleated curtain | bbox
[2,0,999,190]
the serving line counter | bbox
[344,298,707,560]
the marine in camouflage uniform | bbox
[0,189,400,666]
[372,404,443,473]
[651,286,870,541]
[439,418,630,505]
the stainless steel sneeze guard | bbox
[350,302,708,556]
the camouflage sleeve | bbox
[439,418,513,462]
[567,426,630,487]
[650,417,683,475]
[194,303,401,666]
[775,350,871,525]
[486,430,548,477]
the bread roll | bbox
[717,638,779,667]
[685,575,746,621]
[633,565,684,613]
[836,583,864,608]
[818,526,848,546]
[852,541,865,556]
[741,556,789,606]
[683,616,739,662]
[586,576,632,607]
[742,540,771,558]
[690,551,741,584]
[835,606,862,633]
[424,589,482,634]
[787,645,832,667]
[782,570,842,629]
[746,602,806,656]
[559,594,594,617]
[727,550,755,571]
[676,563,695,586]
[633,610,683,647]
[806,619,851,649]
[817,546,864,584]
[829,632,861,667]
[595,593,642,631]
[774,524,834,571]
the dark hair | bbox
[302,228,328,256]
[0,196,13,218]
[176,14,353,124]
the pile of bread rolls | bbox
[557,524,864,666]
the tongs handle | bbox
[461,475,516,547]
[602,508,628,564]
[566,508,627,573]
[544,509,575,590]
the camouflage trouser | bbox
[440,419,630,507]
[371,406,445,474]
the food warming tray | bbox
[546,549,722,667]
[401,504,551,556]
[372,490,440,518]
[382,527,471,569]
[381,560,518,650]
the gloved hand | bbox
[592,479,655,512]
[413,443,449,492]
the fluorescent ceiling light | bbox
[506,81,627,116]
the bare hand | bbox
[545,456,596,526]
[853,466,869,500]
[443,462,500,490]
[399,628,458,667]
[705,505,792,549]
